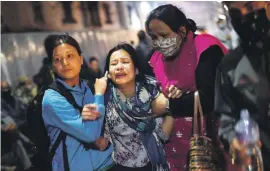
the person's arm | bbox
[154,116,175,142]
[151,92,169,117]
[42,89,104,143]
[214,58,244,151]
[169,45,224,116]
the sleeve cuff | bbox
[94,95,104,105]
[157,130,170,143]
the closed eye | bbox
[110,61,118,66]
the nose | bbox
[116,63,124,71]
[62,57,69,66]
[156,36,164,41]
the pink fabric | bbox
[150,32,198,96]
[150,32,239,171]
[150,32,228,96]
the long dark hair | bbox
[48,34,82,63]
[104,43,146,83]
[145,4,197,34]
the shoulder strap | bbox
[47,131,69,171]
[48,82,83,113]
[48,131,66,158]
[62,133,69,171]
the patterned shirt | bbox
[104,76,166,168]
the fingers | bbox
[104,71,108,79]
[82,114,100,120]
[167,85,175,98]
[3,123,17,131]
[84,104,97,110]
[95,137,109,151]
[168,85,175,93]
[231,138,242,151]
[230,138,261,166]
[174,90,183,98]
[167,85,182,98]
[82,110,100,120]
[82,104,100,120]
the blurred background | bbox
[0,2,242,171]
[1,1,238,87]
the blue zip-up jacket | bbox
[42,79,113,171]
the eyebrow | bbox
[110,56,130,62]
[66,51,75,54]
[54,50,74,55]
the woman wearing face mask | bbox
[145,4,235,171]
[99,43,175,171]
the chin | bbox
[163,54,178,60]
[60,74,77,80]
[115,80,127,86]
[115,79,134,87]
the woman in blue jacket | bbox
[42,34,113,171]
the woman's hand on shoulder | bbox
[166,85,182,99]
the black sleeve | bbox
[169,45,224,117]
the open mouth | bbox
[115,72,127,78]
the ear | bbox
[177,26,187,37]
[80,56,83,65]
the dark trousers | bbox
[108,163,153,171]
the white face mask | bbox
[218,23,226,29]
[152,34,182,57]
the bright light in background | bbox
[0,53,5,60]
[81,32,87,40]
[216,0,222,3]
[37,47,44,55]
[139,1,152,29]
[140,1,151,14]
[1,53,12,85]
[88,31,93,36]
[28,40,36,52]
[224,5,228,11]
[72,32,82,44]
[218,14,226,20]
[131,10,141,30]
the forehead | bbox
[110,49,131,61]
[148,19,172,34]
[53,43,77,54]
